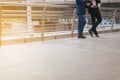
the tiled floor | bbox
[0,32,120,80]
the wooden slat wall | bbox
[1,5,27,36]
[0,3,119,43]
[31,6,74,34]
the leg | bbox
[90,13,96,32]
[94,10,102,36]
[89,13,96,37]
[77,14,86,38]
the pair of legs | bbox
[77,13,86,38]
[89,9,102,37]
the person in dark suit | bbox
[76,0,89,38]
[87,0,102,37]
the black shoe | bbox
[78,35,86,39]
[88,30,93,37]
[95,33,99,37]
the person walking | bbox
[87,0,102,37]
[76,0,88,38]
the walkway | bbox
[0,32,120,80]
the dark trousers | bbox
[89,8,102,34]
[77,13,86,36]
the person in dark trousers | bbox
[76,0,89,38]
[87,0,102,37]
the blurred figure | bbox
[87,0,102,37]
[76,0,89,39]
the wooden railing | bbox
[0,3,74,45]
[0,3,120,45]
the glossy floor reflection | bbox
[0,32,120,80]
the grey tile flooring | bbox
[0,32,120,80]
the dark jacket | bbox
[87,0,101,14]
[76,0,89,14]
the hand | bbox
[87,3,91,6]
[91,5,97,8]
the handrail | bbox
[0,2,69,8]
[41,7,47,41]
[111,9,118,32]
[71,8,76,37]
[111,8,120,32]
[0,3,120,45]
